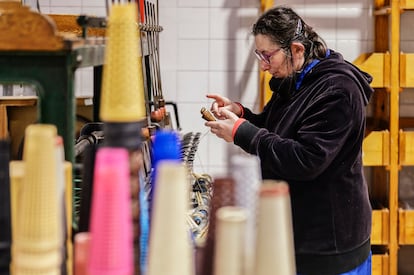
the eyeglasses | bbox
[254,48,281,64]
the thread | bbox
[88,147,134,275]
[55,136,69,275]
[201,177,236,275]
[99,5,148,274]
[147,161,193,275]
[230,154,262,275]
[213,206,247,275]
[100,2,146,122]
[254,180,296,275]
[74,232,90,275]
[9,161,24,275]
[150,130,181,207]
[13,124,62,275]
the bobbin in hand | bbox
[200,107,217,121]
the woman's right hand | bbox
[206,94,241,119]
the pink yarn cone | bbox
[88,147,134,275]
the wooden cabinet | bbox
[356,1,414,274]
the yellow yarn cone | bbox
[9,161,24,275]
[100,3,146,122]
[13,124,62,275]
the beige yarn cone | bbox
[13,124,62,275]
[100,3,146,122]
[254,180,296,275]
[213,206,247,275]
[147,160,194,275]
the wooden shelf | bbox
[372,209,390,245]
[399,130,414,165]
[353,53,390,88]
[372,254,389,275]
[363,1,414,274]
[401,0,414,9]
[363,131,390,166]
[400,53,414,88]
[374,0,414,15]
[1,96,93,159]
[398,209,414,244]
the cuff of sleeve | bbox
[235,102,244,118]
[232,118,246,140]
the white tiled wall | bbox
[25,0,414,177]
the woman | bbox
[205,6,373,275]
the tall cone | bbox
[88,147,134,275]
[147,161,194,275]
[9,161,24,275]
[230,155,261,275]
[254,180,296,275]
[213,206,247,275]
[99,5,148,275]
[14,124,62,275]
[100,3,146,122]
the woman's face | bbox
[254,34,304,78]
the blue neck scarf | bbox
[295,49,331,90]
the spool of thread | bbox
[64,161,73,275]
[147,161,193,275]
[88,147,134,275]
[13,124,62,275]
[230,154,261,275]
[201,177,236,275]
[55,136,70,275]
[254,180,296,275]
[150,130,181,201]
[212,206,247,275]
[99,5,148,274]
[138,168,149,275]
[100,2,146,124]
[9,161,24,275]
[74,232,90,275]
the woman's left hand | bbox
[205,108,239,142]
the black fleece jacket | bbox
[234,50,374,274]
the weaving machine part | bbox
[180,131,213,246]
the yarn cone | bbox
[254,180,296,275]
[100,2,146,122]
[74,232,90,275]
[13,124,62,275]
[212,206,247,275]
[147,160,193,275]
[87,147,134,275]
[9,161,24,275]
[201,177,235,275]
[230,154,261,275]
[150,130,181,204]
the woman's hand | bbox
[205,109,239,142]
[206,94,242,119]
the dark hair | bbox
[252,6,327,62]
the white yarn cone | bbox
[254,180,296,275]
[147,160,194,275]
[230,154,261,275]
[213,206,247,275]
